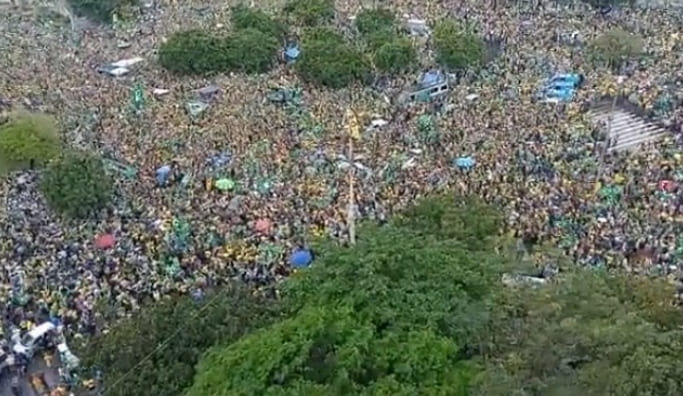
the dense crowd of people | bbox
[0,0,682,345]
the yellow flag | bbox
[346,108,360,140]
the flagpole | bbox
[347,128,356,245]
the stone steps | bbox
[588,103,669,152]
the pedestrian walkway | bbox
[589,102,669,152]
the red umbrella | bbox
[95,234,116,249]
[254,219,272,234]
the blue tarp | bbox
[290,249,313,268]
[539,73,583,102]
[419,70,446,88]
[454,156,476,170]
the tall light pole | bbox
[346,108,360,245]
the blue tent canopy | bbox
[290,249,313,268]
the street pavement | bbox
[0,355,61,396]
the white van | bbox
[12,322,57,358]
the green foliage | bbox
[78,286,281,396]
[158,30,230,75]
[188,306,475,396]
[225,28,279,74]
[296,28,372,88]
[0,112,60,170]
[433,20,485,71]
[283,0,335,26]
[589,28,643,69]
[474,271,683,396]
[40,151,113,218]
[159,28,278,75]
[355,8,396,36]
[230,4,287,39]
[186,196,509,394]
[67,0,137,24]
[373,37,417,74]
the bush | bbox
[230,5,287,39]
[355,8,396,36]
[0,112,61,170]
[158,30,230,75]
[67,0,137,24]
[433,20,485,71]
[296,28,372,88]
[225,28,279,74]
[373,37,417,73]
[283,0,335,26]
[41,151,113,218]
[589,28,643,69]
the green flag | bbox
[599,185,621,204]
[131,83,145,112]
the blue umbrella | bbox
[156,165,172,185]
[454,156,475,170]
[290,249,313,268]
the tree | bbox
[186,196,511,394]
[40,151,113,218]
[589,28,643,69]
[77,285,282,396]
[433,20,485,71]
[187,307,475,396]
[296,28,372,88]
[225,28,279,74]
[283,0,335,26]
[0,112,61,171]
[473,270,683,396]
[158,30,231,75]
[373,37,417,74]
[67,0,138,23]
[230,5,287,40]
[355,8,396,36]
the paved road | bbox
[0,356,61,396]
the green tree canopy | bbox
[77,285,282,396]
[0,112,61,171]
[296,28,371,88]
[283,0,335,26]
[589,28,643,69]
[67,0,138,24]
[230,4,287,40]
[158,30,231,75]
[186,196,510,395]
[188,306,475,396]
[355,8,396,36]
[433,20,485,71]
[372,37,417,74]
[40,151,113,218]
[159,28,279,75]
[225,28,279,74]
[474,270,683,396]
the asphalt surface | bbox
[0,355,61,396]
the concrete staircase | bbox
[588,102,669,152]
